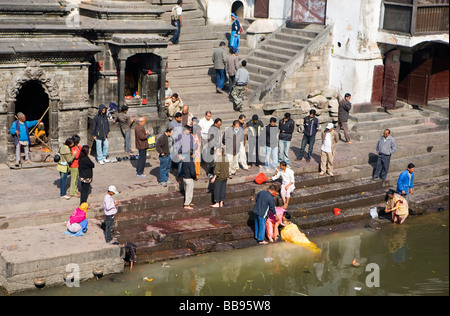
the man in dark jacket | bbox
[135,117,151,177]
[247,114,265,167]
[336,93,352,143]
[278,112,295,165]
[180,150,197,209]
[92,104,110,164]
[156,127,173,186]
[265,117,278,170]
[252,185,278,244]
[297,109,320,162]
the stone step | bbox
[351,115,431,132]
[350,119,449,141]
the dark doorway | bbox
[15,80,50,145]
[382,49,401,109]
[254,0,269,18]
[232,1,244,20]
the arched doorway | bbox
[231,1,244,20]
[15,80,50,142]
[5,61,60,162]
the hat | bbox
[79,203,89,212]
[326,123,334,129]
[108,185,119,195]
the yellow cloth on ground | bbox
[281,223,320,252]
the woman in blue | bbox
[230,13,241,54]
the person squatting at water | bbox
[385,189,409,224]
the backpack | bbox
[171,5,180,22]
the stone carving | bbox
[5,61,60,102]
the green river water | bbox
[11,211,449,297]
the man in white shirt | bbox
[320,123,339,176]
[169,0,183,45]
[198,111,213,161]
[272,161,295,209]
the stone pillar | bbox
[6,101,16,162]
[158,56,168,118]
[50,99,59,151]
[118,58,127,109]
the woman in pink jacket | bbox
[66,203,89,235]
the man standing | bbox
[320,123,339,177]
[237,114,249,171]
[224,120,244,176]
[169,0,183,45]
[265,117,278,171]
[231,60,249,112]
[206,118,222,177]
[134,117,151,177]
[212,41,227,94]
[396,163,415,200]
[252,185,278,244]
[336,93,353,144]
[156,127,173,187]
[92,104,110,165]
[278,112,294,166]
[297,109,319,163]
[226,48,239,95]
[373,129,397,181]
[181,105,193,127]
[10,112,38,167]
[247,114,264,167]
[113,105,135,154]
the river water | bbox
[11,211,449,296]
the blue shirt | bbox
[396,170,414,194]
[10,120,38,143]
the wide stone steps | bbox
[107,136,449,263]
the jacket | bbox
[79,156,94,179]
[57,145,75,173]
[376,135,397,156]
[92,104,110,140]
[226,54,239,77]
[396,170,414,194]
[10,119,38,146]
[180,159,197,179]
[135,124,149,150]
[252,190,276,219]
[224,126,243,156]
[212,46,227,70]
[265,124,278,148]
[214,155,230,181]
[156,133,171,156]
[303,116,319,137]
[279,118,295,141]
[338,99,352,122]
[247,120,264,139]
[321,130,339,153]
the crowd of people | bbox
[8,3,417,248]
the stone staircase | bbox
[109,105,449,263]
[150,0,260,126]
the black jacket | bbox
[303,116,319,137]
[279,118,295,141]
[79,156,94,178]
[92,104,110,140]
[180,160,197,179]
[265,124,278,148]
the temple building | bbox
[0,0,173,164]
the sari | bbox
[281,222,320,252]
